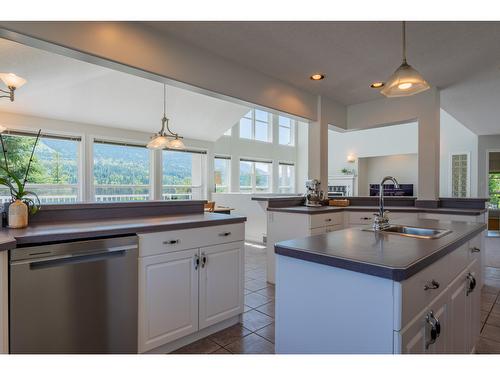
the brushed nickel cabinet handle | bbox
[471,247,480,253]
[194,254,200,270]
[424,280,440,290]
[163,239,180,245]
[219,232,232,237]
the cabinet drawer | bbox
[139,223,245,257]
[395,243,469,330]
[347,211,375,225]
[309,212,343,229]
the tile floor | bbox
[477,266,500,354]
[173,244,500,354]
[173,243,275,354]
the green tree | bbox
[0,135,47,184]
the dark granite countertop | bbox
[267,205,486,216]
[1,213,246,249]
[275,218,486,281]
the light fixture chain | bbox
[402,21,407,63]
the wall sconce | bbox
[0,73,27,102]
[347,154,356,163]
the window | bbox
[93,140,150,202]
[214,156,230,193]
[278,115,295,146]
[450,153,469,198]
[239,109,271,142]
[239,159,272,193]
[163,149,206,200]
[490,173,500,208]
[223,128,232,136]
[279,163,295,193]
[0,131,80,204]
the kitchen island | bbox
[0,200,246,354]
[274,218,486,354]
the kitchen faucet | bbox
[373,176,400,231]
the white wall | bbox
[357,154,418,196]
[440,109,478,197]
[328,123,418,195]
[346,88,440,200]
[211,193,268,243]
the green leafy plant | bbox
[0,165,40,214]
[0,129,42,215]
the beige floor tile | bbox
[476,337,500,354]
[244,304,253,312]
[208,323,252,347]
[245,279,269,292]
[213,347,232,354]
[481,324,500,343]
[242,310,274,332]
[172,338,221,354]
[225,333,274,354]
[481,310,489,323]
[255,285,275,299]
[481,299,494,312]
[245,292,273,308]
[482,293,498,304]
[256,301,275,317]
[255,323,275,343]
[482,284,500,294]
[486,312,500,328]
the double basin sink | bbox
[364,225,452,239]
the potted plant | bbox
[0,130,41,228]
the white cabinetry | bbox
[199,242,244,330]
[276,231,485,354]
[139,249,199,352]
[138,223,244,353]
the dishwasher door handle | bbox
[28,249,131,270]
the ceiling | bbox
[145,21,500,106]
[0,38,250,142]
[145,21,500,135]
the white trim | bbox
[448,151,471,198]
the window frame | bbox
[238,109,272,143]
[91,138,153,202]
[278,115,296,146]
[239,158,273,193]
[278,162,296,193]
[214,155,231,193]
[0,128,84,203]
[161,147,208,201]
[449,152,470,198]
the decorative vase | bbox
[8,199,28,229]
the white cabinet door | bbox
[399,289,449,354]
[466,261,481,353]
[138,248,199,353]
[309,227,327,235]
[448,269,468,353]
[199,241,244,330]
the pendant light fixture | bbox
[380,21,430,98]
[147,84,185,150]
[0,73,27,102]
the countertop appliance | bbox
[9,236,138,354]
[305,179,326,207]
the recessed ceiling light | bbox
[370,82,385,89]
[310,73,325,81]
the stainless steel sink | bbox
[364,225,452,239]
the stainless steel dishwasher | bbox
[9,236,138,354]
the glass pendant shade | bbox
[167,137,186,150]
[0,73,27,88]
[380,61,430,98]
[147,135,170,149]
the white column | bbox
[308,96,329,188]
[417,88,441,201]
